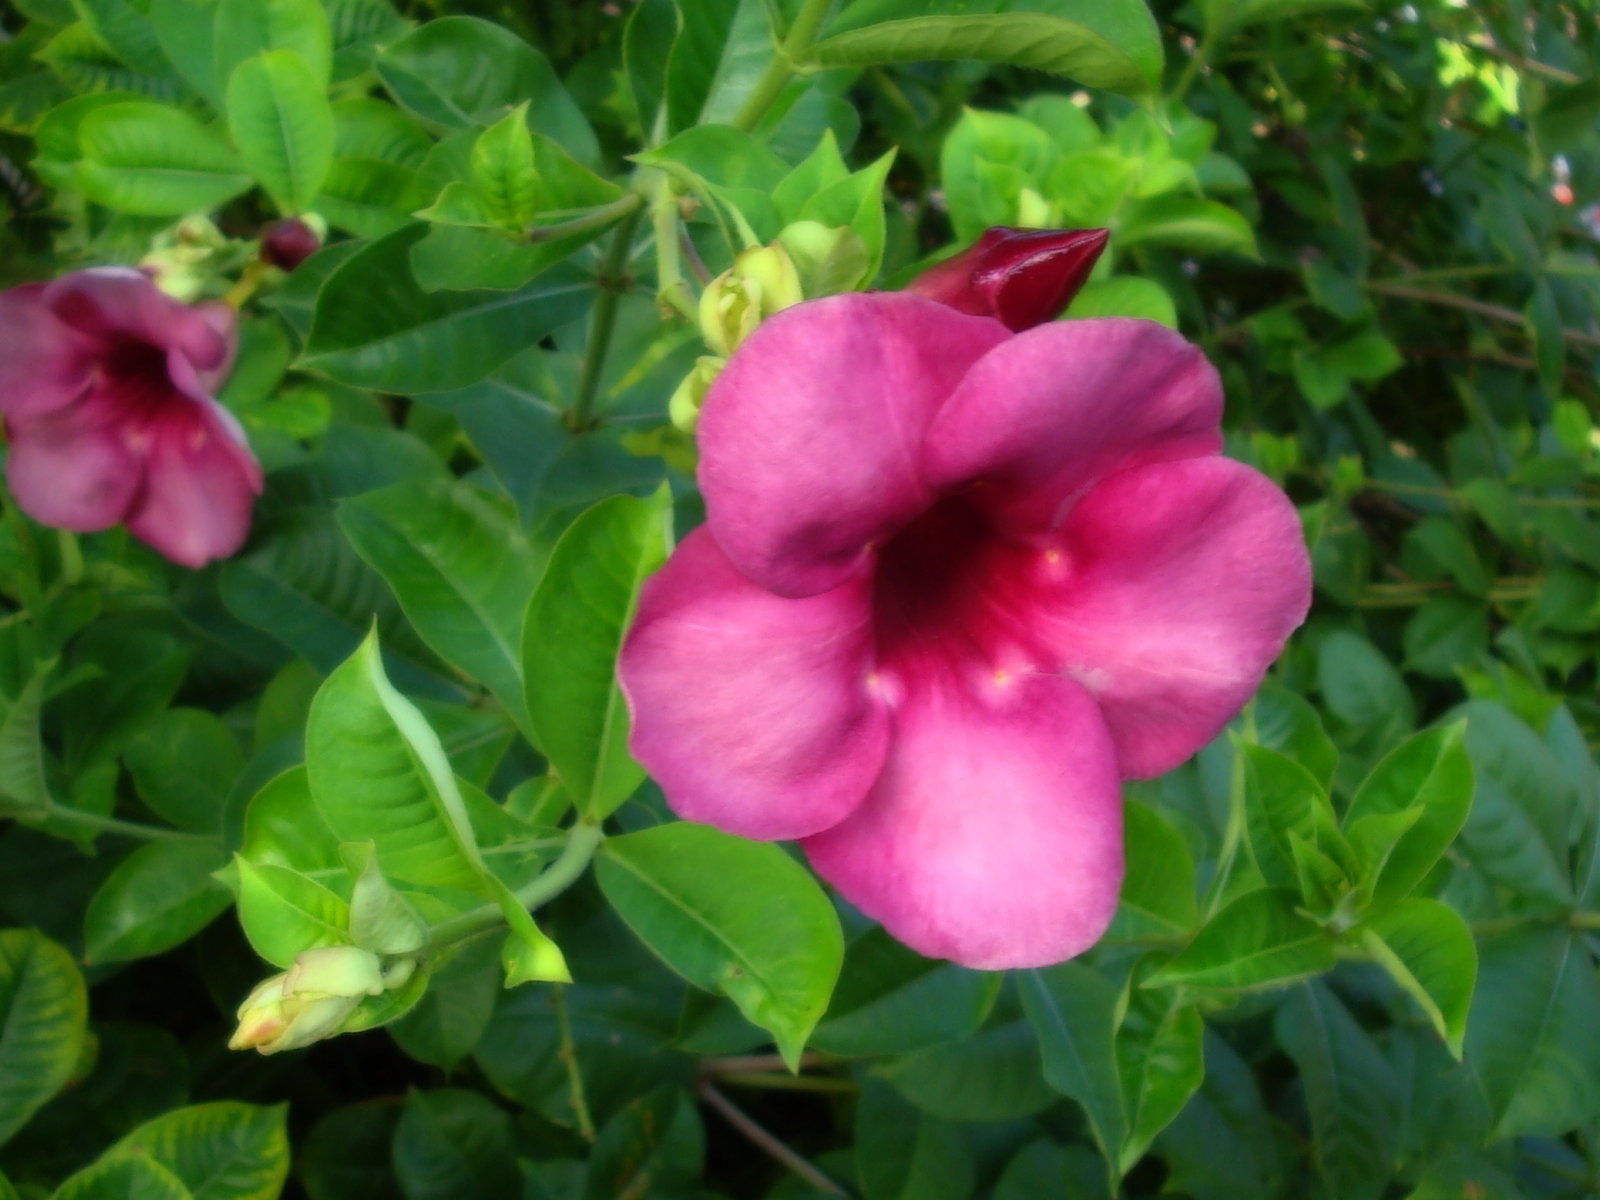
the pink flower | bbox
[619,294,1311,969]
[906,226,1109,331]
[0,268,263,568]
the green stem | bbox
[567,209,646,432]
[552,984,597,1142]
[527,192,643,244]
[729,0,836,134]
[652,172,697,321]
[1170,30,1219,103]
[426,822,605,949]
[45,804,212,844]
[56,530,83,587]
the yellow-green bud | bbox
[669,355,725,434]
[228,946,387,1055]
[1015,187,1054,230]
[775,221,872,296]
[698,244,803,357]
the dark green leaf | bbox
[83,841,231,964]
[0,929,87,1148]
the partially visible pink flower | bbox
[620,294,1311,970]
[0,268,262,568]
[906,226,1109,331]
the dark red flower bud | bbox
[905,226,1110,332]
[260,218,322,272]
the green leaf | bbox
[51,1157,194,1200]
[72,0,174,80]
[225,50,334,214]
[235,858,351,969]
[663,0,762,132]
[390,936,500,1070]
[83,840,232,964]
[1202,0,1366,37]
[105,1101,291,1200]
[148,0,219,105]
[241,768,342,876]
[0,659,54,821]
[342,845,426,956]
[1117,962,1205,1173]
[0,929,87,1148]
[1273,984,1397,1200]
[1466,929,1600,1139]
[467,103,539,230]
[1358,899,1476,1059]
[522,489,672,821]
[596,822,843,1070]
[1066,276,1177,326]
[1117,195,1256,255]
[301,223,591,393]
[125,708,244,835]
[584,1088,704,1200]
[39,21,185,99]
[1317,630,1414,732]
[811,927,999,1057]
[391,1089,519,1200]
[1110,801,1197,940]
[340,478,541,733]
[876,1020,1057,1121]
[75,100,250,215]
[1020,964,1127,1169]
[375,16,596,162]
[1242,744,1350,899]
[212,0,332,92]
[855,1080,974,1200]
[1343,724,1472,910]
[1146,889,1335,992]
[305,630,488,892]
[813,1,1160,97]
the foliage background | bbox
[0,0,1598,1197]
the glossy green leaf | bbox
[305,630,487,892]
[811,1,1159,97]
[38,22,185,100]
[877,1020,1057,1121]
[390,937,500,1070]
[225,50,333,214]
[596,822,843,1069]
[1273,984,1398,1200]
[212,0,332,91]
[1117,961,1205,1172]
[1110,801,1197,941]
[105,1101,291,1200]
[235,858,350,969]
[125,708,244,835]
[811,927,999,1057]
[391,1088,519,1200]
[341,478,543,733]
[148,0,218,105]
[1317,630,1414,732]
[1242,743,1350,898]
[1466,930,1600,1139]
[1118,196,1257,255]
[83,841,232,964]
[343,845,426,956]
[75,100,250,215]
[301,223,590,393]
[375,16,596,161]
[1359,899,1476,1059]
[1343,724,1472,910]
[0,929,87,1148]
[240,767,342,877]
[855,1080,974,1200]
[0,659,54,821]
[1066,276,1177,326]
[466,102,538,229]
[1146,889,1334,992]
[72,0,172,80]
[52,1157,194,1200]
[522,489,672,821]
[1020,964,1127,1167]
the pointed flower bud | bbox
[698,243,804,357]
[261,216,324,272]
[229,946,387,1055]
[669,355,726,434]
[905,226,1109,332]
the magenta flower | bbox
[906,226,1109,331]
[619,293,1311,969]
[0,268,262,568]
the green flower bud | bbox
[775,220,872,296]
[698,244,803,357]
[229,946,387,1055]
[669,355,725,434]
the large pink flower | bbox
[0,268,263,568]
[619,294,1311,970]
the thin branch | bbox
[697,1081,851,1197]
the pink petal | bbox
[697,293,1009,598]
[189,301,239,392]
[124,385,262,568]
[619,527,890,839]
[803,674,1123,970]
[922,318,1224,533]
[5,390,142,531]
[1038,457,1312,779]
[43,268,231,375]
[0,284,97,418]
